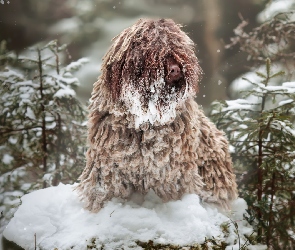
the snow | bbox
[0,68,23,80]
[53,87,76,98]
[2,154,13,165]
[8,137,17,144]
[258,83,295,94]
[288,229,295,240]
[3,183,258,250]
[42,173,53,183]
[230,71,261,102]
[248,246,268,250]
[121,78,192,129]
[257,0,295,22]
[224,99,255,111]
[230,64,286,94]
[228,67,294,113]
[282,81,295,88]
[271,120,295,136]
[51,74,80,86]
[279,98,295,106]
[65,58,89,72]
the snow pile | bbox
[3,184,258,250]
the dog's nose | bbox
[170,65,180,76]
[168,64,181,81]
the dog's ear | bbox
[104,60,124,101]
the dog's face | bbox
[164,56,185,91]
[101,18,203,127]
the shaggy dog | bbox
[77,18,238,212]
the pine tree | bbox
[211,58,295,249]
[0,40,88,232]
[210,11,295,249]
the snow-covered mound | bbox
[3,184,254,250]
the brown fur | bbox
[76,18,238,212]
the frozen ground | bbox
[3,183,265,250]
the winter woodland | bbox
[1,0,295,249]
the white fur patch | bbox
[120,78,191,128]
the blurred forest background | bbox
[1,0,295,249]
[0,0,271,109]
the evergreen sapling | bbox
[0,40,88,233]
[211,58,295,249]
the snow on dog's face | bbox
[101,18,203,128]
